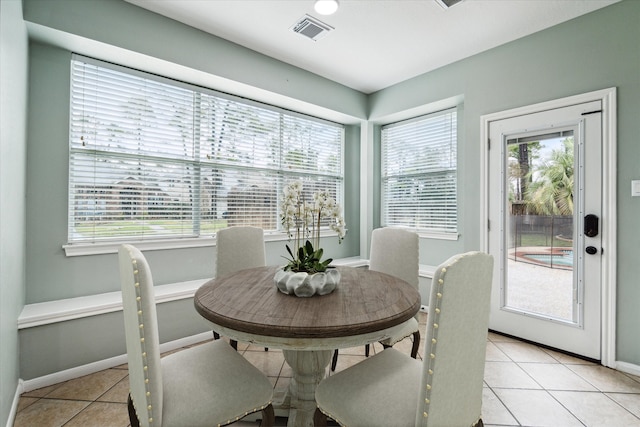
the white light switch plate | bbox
[632,180,640,197]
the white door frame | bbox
[479,88,617,368]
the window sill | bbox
[18,254,369,329]
[380,226,459,241]
[63,229,345,256]
[63,236,218,256]
[18,278,208,329]
[416,231,459,241]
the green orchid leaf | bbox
[305,240,314,254]
[285,244,295,259]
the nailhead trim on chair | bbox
[130,253,155,425]
[125,245,274,427]
[218,403,272,427]
[316,406,345,427]
[422,266,447,420]
[194,402,273,427]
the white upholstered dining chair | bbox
[316,251,494,427]
[119,244,274,427]
[213,226,267,349]
[331,227,420,371]
[215,226,266,278]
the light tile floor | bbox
[14,312,640,426]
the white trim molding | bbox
[599,88,618,369]
[63,230,344,257]
[19,332,212,393]
[18,256,371,329]
[616,361,640,378]
[18,279,208,329]
[6,380,23,427]
[480,87,617,368]
[18,256,434,330]
[360,119,375,259]
[16,259,436,394]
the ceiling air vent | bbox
[291,15,334,41]
[435,0,464,9]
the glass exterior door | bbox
[487,100,602,360]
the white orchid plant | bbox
[281,180,346,273]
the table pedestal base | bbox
[275,349,331,427]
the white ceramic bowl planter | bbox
[274,268,341,297]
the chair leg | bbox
[365,343,370,357]
[259,403,275,427]
[314,407,328,427]
[331,349,339,371]
[410,330,421,358]
[213,331,220,340]
[127,394,140,427]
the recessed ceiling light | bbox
[314,0,339,16]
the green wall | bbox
[24,41,362,303]
[0,0,28,424]
[23,0,367,124]
[18,299,210,380]
[12,0,640,385]
[19,0,364,379]
[22,0,367,303]
[370,0,640,365]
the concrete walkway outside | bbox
[506,257,574,321]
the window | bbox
[68,56,344,246]
[381,108,457,236]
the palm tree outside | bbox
[508,135,575,265]
[526,137,574,216]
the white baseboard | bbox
[616,361,640,378]
[6,380,23,427]
[20,332,212,393]
[15,258,437,397]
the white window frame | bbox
[381,108,459,239]
[64,55,344,256]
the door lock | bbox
[586,246,598,255]
[584,214,599,238]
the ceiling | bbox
[124,0,620,94]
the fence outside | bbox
[509,215,573,270]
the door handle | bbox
[584,214,599,238]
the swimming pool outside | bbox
[522,250,574,267]
[511,246,574,270]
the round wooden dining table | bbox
[194,265,421,427]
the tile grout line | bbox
[15,332,640,427]
[484,383,523,426]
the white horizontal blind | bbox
[69,56,343,244]
[381,109,457,234]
